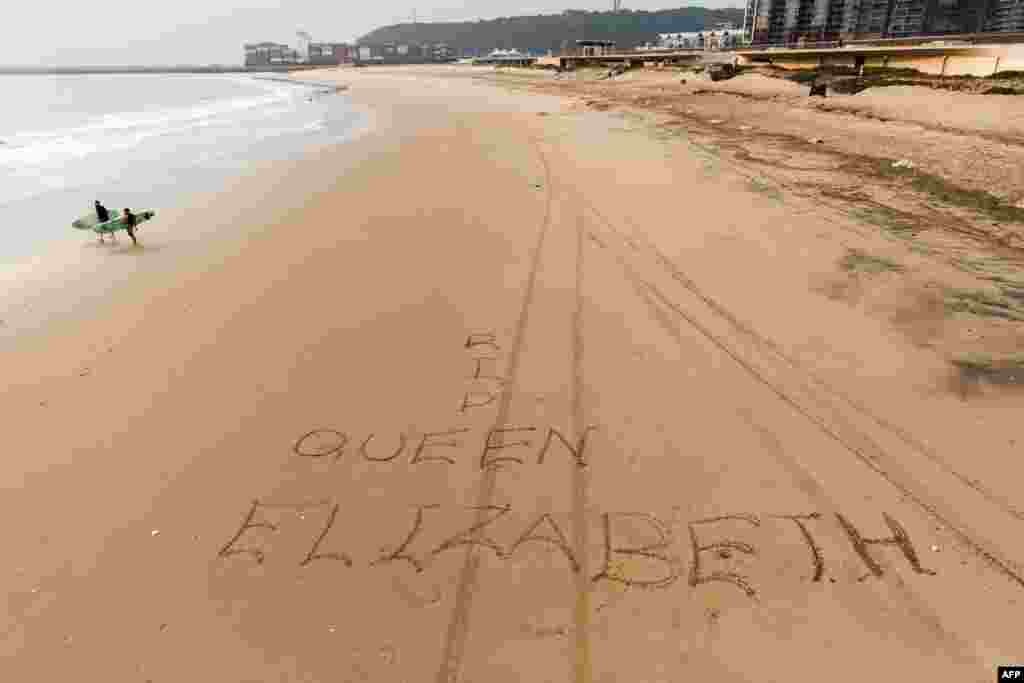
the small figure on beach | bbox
[94,201,112,242]
[122,208,138,245]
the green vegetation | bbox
[849,204,918,238]
[944,289,1024,321]
[988,70,1024,80]
[651,125,686,141]
[952,352,1024,371]
[953,256,1024,296]
[686,141,722,174]
[876,160,1024,225]
[747,177,783,201]
[359,7,745,53]
[908,243,936,256]
[767,66,1024,95]
[839,249,904,274]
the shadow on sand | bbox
[80,239,164,254]
[108,243,165,255]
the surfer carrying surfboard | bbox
[94,201,112,242]
[122,208,138,246]
[72,206,154,241]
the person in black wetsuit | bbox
[122,208,138,246]
[94,201,113,242]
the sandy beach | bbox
[2,65,1023,681]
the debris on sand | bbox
[705,63,737,82]
[891,159,915,169]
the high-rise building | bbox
[244,42,302,66]
[744,0,1022,44]
[986,0,1024,32]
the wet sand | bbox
[2,66,1022,681]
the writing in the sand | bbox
[217,501,937,600]
[293,424,591,470]
[460,331,506,414]
[292,331,593,470]
[220,329,941,603]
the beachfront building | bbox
[430,43,457,61]
[575,40,617,56]
[355,43,404,63]
[641,27,744,51]
[244,42,302,67]
[353,42,457,64]
[986,0,1024,32]
[307,43,354,65]
[244,40,353,67]
[654,32,704,49]
[742,0,1024,45]
[705,27,745,50]
[474,49,537,66]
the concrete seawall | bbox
[743,44,1024,77]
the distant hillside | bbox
[358,7,745,53]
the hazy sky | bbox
[6,1,738,66]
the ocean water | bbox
[0,73,368,265]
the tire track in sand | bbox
[589,199,1024,525]
[570,208,593,683]
[577,196,1024,594]
[435,133,557,683]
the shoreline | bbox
[0,75,375,351]
[0,124,381,353]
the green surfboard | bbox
[72,210,156,234]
